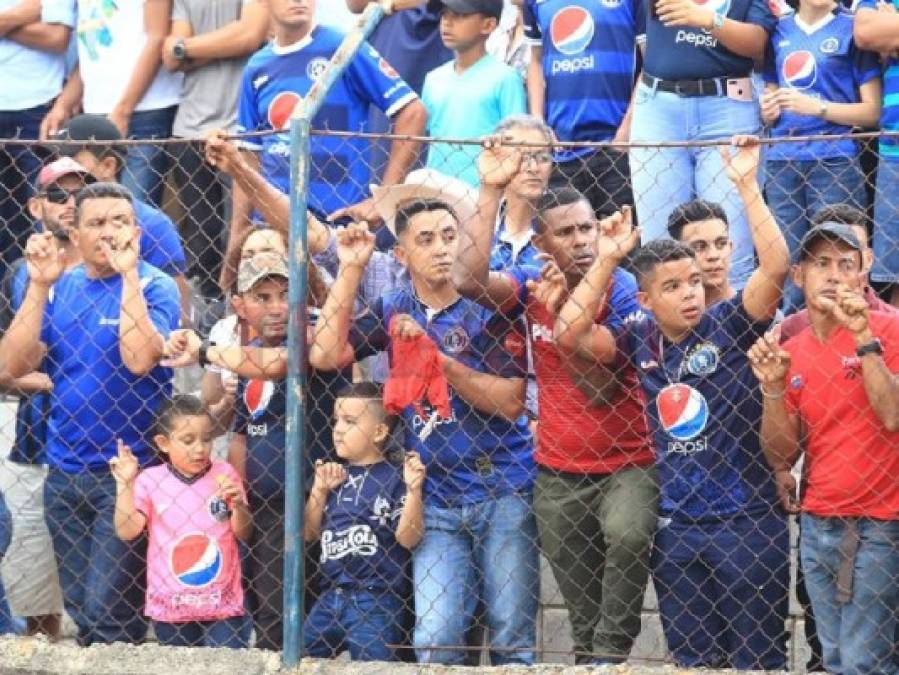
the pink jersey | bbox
[133,460,246,622]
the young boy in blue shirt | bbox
[423,0,526,186]
[303,382,425,661]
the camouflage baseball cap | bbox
[237,253,289,294]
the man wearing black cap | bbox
[750,223,899,675]
[52,114,191,322]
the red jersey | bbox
[784,312,899,519]
[505,266,653,474]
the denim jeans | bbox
[800,514,899,675]
[304,588,405,661]
[0,491,14,635]
[120,106,177,208]
[44,468,147,645]
[652,510,790,669]
[153,616,248,648]
[766,156,867,312]
[0,103,50,282]
[412,492,538,665]
[872,159,899,285]
[630,82,762,289]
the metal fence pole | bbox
[281,1,387,667]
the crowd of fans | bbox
[0,0,899,671]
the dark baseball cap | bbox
[798,222,862,261]
[438,0,503,19]
[49,114,125,159]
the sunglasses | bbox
[40,187,80,204]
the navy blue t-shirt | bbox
[367,2,451,94]
[0,260,48,464]
[40,262,180,472]
[232,338,350,503]
[643,0,777,80]
[349,289,535,508]
[318,461,410,593]
[614,293,778,520]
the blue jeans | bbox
[120,106,176,208]
[412,492,538,665]
[651,510,790,669]
[44,468,147,645]
[800,514,899,675]
[153,616,248,648]
[304,588,405,661]
[0,103,50,282]
[630,81,762,289]
[872,159,899,285]
[766,156,867,312]
[0,491,14,635]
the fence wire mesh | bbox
[0,125,897,674]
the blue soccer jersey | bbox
[856,0,899,159]
[614,294,779,521]
[643,0,777,80]
[763,10,880,161]
[523,0,645,161]
[40,262,180,472]
[237,26,417,217]
[318,461,410,593]
[349,289,535,508]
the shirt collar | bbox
[272,25,317,55]
[794,11,835,35]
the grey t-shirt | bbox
[172,0,257,136]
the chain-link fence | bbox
[0,123,898,673]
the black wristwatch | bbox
[172,38,188,62]
[856,338,884,359]
[198,339,211,368]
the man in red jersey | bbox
[453,142,657,665]
[749,223,899,674]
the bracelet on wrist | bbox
[198,339,211,368]
[760,385,785,400]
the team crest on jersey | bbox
[208,495,230,523]
[819,37,839,54]
[369,495,393,527]
[683,342,720,377]
[306,57,329,82]
[790,374,803,390]
[378,58,399,79]
[504,330,526,358]
[443,327,470,354]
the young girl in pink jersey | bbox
[110,394,252,647]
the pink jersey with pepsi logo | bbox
[133,460,246,622]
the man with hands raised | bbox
[454,137,656,665]
[555,136,791,669]
[303,382,425,661]
[748,224,899,675]
[310,198,538,665]
[0,182,180,646]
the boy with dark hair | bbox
[422,0,526,186]
[555,137,793,669]
[303,381,425,661]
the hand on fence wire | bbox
[335,221,376,269]
[596,205,639,263]
[478,134,522,189]
[109,439,139,487]
[24,232,66,288]
[526,255,568,316]
[161,328,202,368]
[747,332,792,390]
[204,129,243,175]
[402,452,426,492]
[720,135,761,187]
[99,224,141,275]
[328,198,381,228]
[312,460,348,494]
